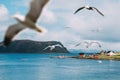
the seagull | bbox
[2,0,49,46]
[43,44,63,51]
[75,41,101,48]
[90,27,102,33]
[74,5,104,16]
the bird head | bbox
[12,14,25,22]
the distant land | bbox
[0,40,69,53]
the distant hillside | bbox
[0,40,69,53]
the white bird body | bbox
[43,44,63,51]
[85,5,90,9]
[3,0,49,46]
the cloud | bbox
[100,42,120,51]
[39,8,56,24]
[0,4,11,41]
[0,4,9,21]
[12,0,31,7]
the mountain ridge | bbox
[0,40,69,53]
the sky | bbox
[0,0,120,51]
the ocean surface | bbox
[0,53,120,80]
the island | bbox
[67,51,120,60]
[0,40,69,53]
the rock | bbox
[0,40,69,53]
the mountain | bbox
[0,40,69,53]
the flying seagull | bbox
[2,0,49,46]
[74,5,104,16]
[90,27,102,33]
[75,41,101,48]
[43,44,63,51]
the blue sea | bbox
[0,53,120,80]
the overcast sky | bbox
[0,0,120,51]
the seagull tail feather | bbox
[35,26,48,34]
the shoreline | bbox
[51,52,120,61]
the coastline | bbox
[52,52,120,61]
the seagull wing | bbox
[3,23,26,46]
[43,46,51,50]
[75,41,89,47]
[92,7,104,16]
[74,7,85,14]
[55,44,62,48]
[50,46,55,51]
[90,42,101,48]
[95,42,101,48]
[75,43,81,47]
[26,0,49,23]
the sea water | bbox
[0,53,120,80]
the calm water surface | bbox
[0,53,120,80]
